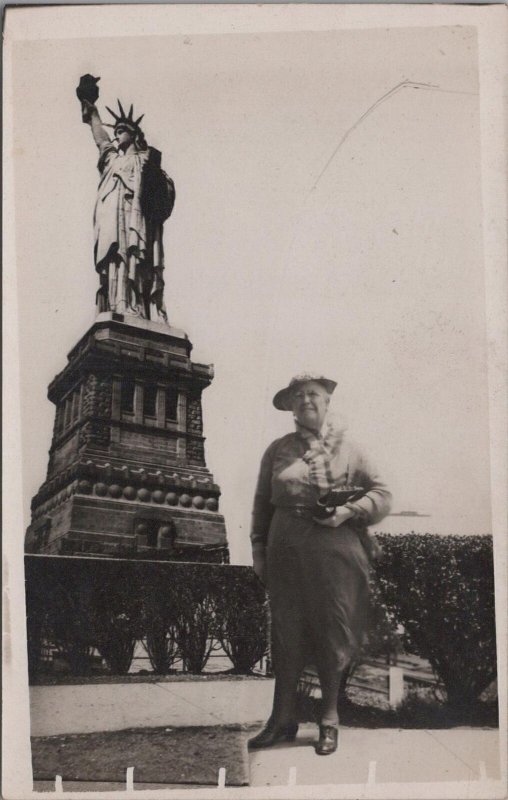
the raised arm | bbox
[82,99,111,150]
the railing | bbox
[299,655,437,708]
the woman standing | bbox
[249,373,391,755]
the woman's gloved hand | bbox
[313,506,354,528]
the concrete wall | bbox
[30,677,274,737]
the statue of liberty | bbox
[77,75,175,321]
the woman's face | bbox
[291,381,330,431]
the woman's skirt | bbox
[266,507,371,681]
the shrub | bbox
[214,569,268,673]
[78,560,144,674]
[24,556,269,678]
[26,558,97,675]
[144,623,180,674]
[171,569,219,674]
[375,533,497,706]
[138,563,182,673]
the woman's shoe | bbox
[248,720,299,749]
[315,725,338,755]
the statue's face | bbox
[115,124,134,149]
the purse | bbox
[314,486,382,564]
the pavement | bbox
[248,724,502,787]
[33,725,502,792]
[30,677,275,736]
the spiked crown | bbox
[105,99,145,136]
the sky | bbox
[10,22,492,564]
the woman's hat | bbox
[272,372,337,411]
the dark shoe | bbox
[248,720,299,749]
[315,725,338,755]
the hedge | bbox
[25,533,497,708]
[374,533,497,706]
[25,555,268,679]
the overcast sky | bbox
[11,22,492,563]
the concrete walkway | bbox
[33,726,501,792]
[30,678,274,736]
[248,725,501,787]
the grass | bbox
[32,725,251,786]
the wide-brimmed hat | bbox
[272,372,337,411]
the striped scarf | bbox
[295,417,346,497]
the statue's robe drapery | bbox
[94,141,174,320]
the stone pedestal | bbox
[25,313,229,562]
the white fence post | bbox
[126,766,134,791]
[388,666,405,707]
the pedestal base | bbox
[26,316,229,562]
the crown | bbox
[105,99,144,133]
